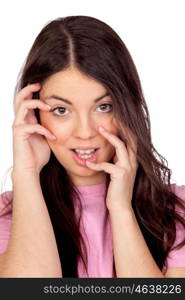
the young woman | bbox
[0,15,185,278]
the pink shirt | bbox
[0,183,185,277]
[74,183,115,277]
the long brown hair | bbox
[1,15,185,277]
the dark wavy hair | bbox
[1,15,185,277]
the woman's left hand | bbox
[86,125,138,212]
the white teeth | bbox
[73,148,98,159]
[77,153,94,159]
[74,148,96,154]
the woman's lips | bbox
[71,149,99,167]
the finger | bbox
[13,123,56,140]
[86,160,118,177]
[99,126,129,167]
[14,83,41,113]
[13,100,51,126]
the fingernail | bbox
[35,83,41,87]
[86,161,95,165]
[45,104,51,110]
[99,126,105,132]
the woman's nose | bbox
[74,119,97,139]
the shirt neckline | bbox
[75,182,107,195]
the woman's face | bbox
[39,67,120,186]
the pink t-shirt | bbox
[74,183,115,277]
[0,183,185,277]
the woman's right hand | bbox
[12,83,56,176]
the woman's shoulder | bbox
[170,184,185,216]
[0,191,12,254]
[163,184,185,270]
[0,190,13,203]
[0,190,13,215]
[170,184,185,199]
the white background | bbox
[0,0,184,192]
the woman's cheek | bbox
[38,110,49,127]
[39,112,58,134]
[107,117,120,136]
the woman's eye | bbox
[51,103,113,117]
[97,103,113,113]
[51,107,69,116]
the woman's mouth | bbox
[70,148,99,167]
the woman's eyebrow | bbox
[43,92,111,105]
